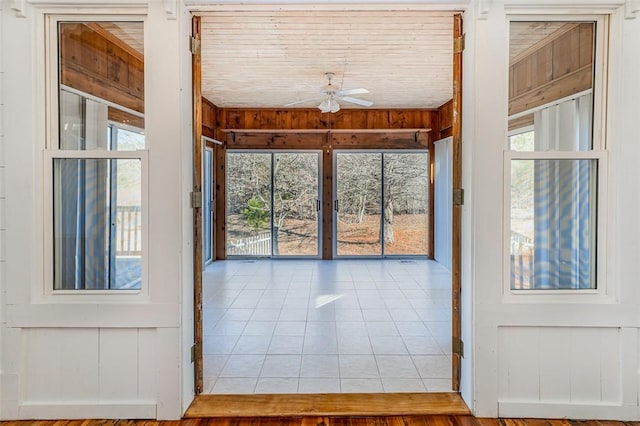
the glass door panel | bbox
[383,153,430,255]
[335,153,382,256]
[273,153,320,256]
[226,153,272,256]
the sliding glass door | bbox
[335,153,382,256]
[273,153,320,256]
[383,153,430,255]
[334,151,429,257]
[226,151,321,258]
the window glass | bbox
[52,20,145,292]
[58,22,144,150]
[509,130,534,151]
[510,159,596,290]
[53,158,142,290]
[508,21,600,290]
[226,153,273,256]
[382,153,430,255]
[508,22,595,152]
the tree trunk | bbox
[384,198,394,244]
[273,226,279,256]
[357,194,367,223]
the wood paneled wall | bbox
[216,108,437,132]
[204,105,444,260]
[212,107,438,150]
[438,100,453,139]
[509,23,593,117]
[60,23,144,114]
[203,98,217,139]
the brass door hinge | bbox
[452,337,464,357]
[454,34,466,54]
[453,188,464,206]
[190,344,196,363]
[191,191,203,208]
[190,36,201,55]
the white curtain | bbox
[532,94,594,289]
[56,91,110,289]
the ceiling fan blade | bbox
[284,97,322,107]
[339,96,374,107]
[336,88,369,96]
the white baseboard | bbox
[499,401,640,420]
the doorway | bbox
[190,9,461,406]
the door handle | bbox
[334,200,339,212]
[316,199,321,211]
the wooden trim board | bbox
[185,393,470,418]
[192,15,204,395]
[451,12,463,393]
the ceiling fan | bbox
[284,72,373,113]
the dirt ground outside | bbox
[226,214,429,256]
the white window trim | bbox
[508,124,534,138]
[39,13,150,302]
[502,13,611,302]
[42,149,150,301]
[503,150,609,301]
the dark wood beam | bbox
[108,107,144,129]
[508,113,535,132]
[509,65,592,116]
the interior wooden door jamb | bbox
[191,14,204,395]
[451,12,463,393]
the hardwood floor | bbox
[1,417,640,426]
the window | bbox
[47,20,146,291]
[507,19,606,290]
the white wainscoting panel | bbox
[498,326,622,405]
[99,329,139,401]
[138,328,158,402]
[23,328,158,408]
[24,328,100,402]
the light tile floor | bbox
[202,259,452,394]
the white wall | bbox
[179,3,196,413]
[470,0,640,419]
[0,1,6,419]
[434,137,452,270]
[1,0,640,421]
[460,5,475,411]
[0,1,193,420]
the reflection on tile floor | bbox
[202,259,452,394]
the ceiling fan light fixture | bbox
[318,99,330,113]
[289,73,369,112]
[318,97,340,113]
